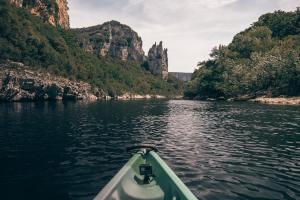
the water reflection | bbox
[0,100,299,200]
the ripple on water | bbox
[0,100,299,200]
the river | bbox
[0,100,299,200]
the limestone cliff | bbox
[8,1,170,81]
[0,61,98,101]
[9,0,22,7]
[9,0,70,29]
[148,42,168,80]
[74,21,145,62]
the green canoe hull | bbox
[94,151,198,200]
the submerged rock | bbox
[250,96,300,105]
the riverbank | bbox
[187,95,300,105]
[250,97,300,105]
[0,61,171,102]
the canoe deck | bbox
[94,150,197,200]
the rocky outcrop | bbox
[55,0,69,29]
[0,62,98,102]
[148,42,168,80]
[74,21,145,62]
[9,0,22,7]
[74,22,170,81]
[9,0,70,29]
[115,93,166,100]
[74,21,170,81]
[249,97,300,105]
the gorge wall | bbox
[8,0,170,81]
[74,21,145,62]
[75,21,169,80]
[9,0,70,29]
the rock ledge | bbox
[0,62,97,102]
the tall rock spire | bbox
[148,41,168,80]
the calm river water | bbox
[0,100,299,200]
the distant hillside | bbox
[0,1,181,100]
[169,72,192,82]
[185,8,300,100]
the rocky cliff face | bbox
[9,0,22,7]
[74,21,145,62]
[0,62,98,101]
[9,0,70,29]
[8,1,170,81]
[75,22,169,80]
[148,42,168,80]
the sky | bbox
[68,0,299,72]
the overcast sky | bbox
[69,0,299,72]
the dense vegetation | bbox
[185,9,300,99]
[0,2,181,96]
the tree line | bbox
[185,8,300,99]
